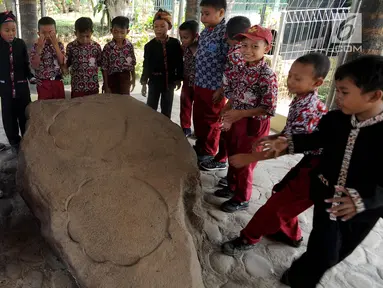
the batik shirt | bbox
[223,58,277,120]
[101,39,136,76]
[66,40,102,93]
[183,46,196,87]
[289,110,383,218]
[30,42,65,82]
[195,19,229,90]
[282,91,327,155]
[224,44,244,99]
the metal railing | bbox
[271,7,351,109]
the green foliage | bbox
[318,86,330,103]
[131,0,154,31]
[135,61,143,80]
[56,19,111,45]
[93,0,106,15]
[63,74,70,85]
[133,32,150,49]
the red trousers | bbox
[214,131,228,162]
[180,81,194,129]
[193,86,226,156]
[37,80,65,100]
[227,117,270,203]
[108,71,131,95]
[241,156,320,244]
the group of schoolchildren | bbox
[0,11,136,152]
[2,0,383,286]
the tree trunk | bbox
[19,0,38,51]
[344,0,383,62]
[74,0,80,12]
[185,0,198,21]
[41,0,46,17]
[107,0,131,19]
[61,0,67,13]
[4,0,14,11]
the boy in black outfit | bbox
[140,9,183,119]
[0,11,33,152]
[247,55,383,287]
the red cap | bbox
[235,25,273,45]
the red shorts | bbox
[37,80,65,100]
[108,71,131,95]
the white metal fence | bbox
[270,6,352,113]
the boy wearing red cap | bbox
[216,25,278,213]
[140,9,183,118]
[0,11,33,152]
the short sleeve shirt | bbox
[195,19,229,90]
[282,91,328,155]
[223,58,278,120]
[66,40,102,93]
[224,44,244,99]
[183,46,196,87]
[101,39,136,75]
[30,42,65,81]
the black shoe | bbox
[266,230,303,248]
[200,159,227,171]
[220,199,249,213]
[198,155,214,163]
[193,145,213,162]
[183,128,192,137]
[280,269,292,286]
[214,188,235,199]
[221,237,256,256]
[218,176,228,187]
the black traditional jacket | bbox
[0,37,33,98]
[290,109,383,215]
[140,37,183,91]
